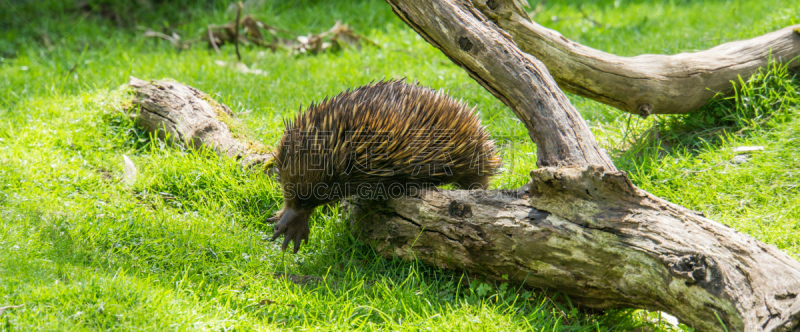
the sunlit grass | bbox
[2,0,799,330]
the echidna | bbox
[270,80,501,252]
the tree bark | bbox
[350,166,800,332]
[128,76,273,170]
[473,0,800,116]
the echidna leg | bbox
[455,174,491,190]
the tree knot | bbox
[637,104,652,118]
[449,200,473,219]
[458,36,474,52]
[529,166,644,199]
[667,253,709,284]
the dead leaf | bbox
[123,155,137,185]
[257,298,295,307]
[214,60,267,76]
[141,8,371,56]
[732,146,764,153]
[143,30,192,50]
[731,154,749,164]
[293,20,376,55]
[271,273,323,286]
[658,311,680,327]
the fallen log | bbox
[473,0,800,116]
[350,166,800,331]
[128,77,273,170]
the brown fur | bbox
[270,80,501,252]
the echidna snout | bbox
[270,80,502,253]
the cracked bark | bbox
[128,76,273,169]
[350,166,800,331]
[472,0,800,115]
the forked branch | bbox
[474,0,800,115]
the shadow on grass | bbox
[615,62,800,170]
[0,204,656,331]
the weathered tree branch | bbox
[473,0,800,115]
[386,0,616,170]
[351,166,800,331]
[129,76,273,169]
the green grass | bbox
[1,0,799,330]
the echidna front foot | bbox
[270,207,312,253]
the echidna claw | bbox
[266,208,284,224]
[270,208,311,253]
